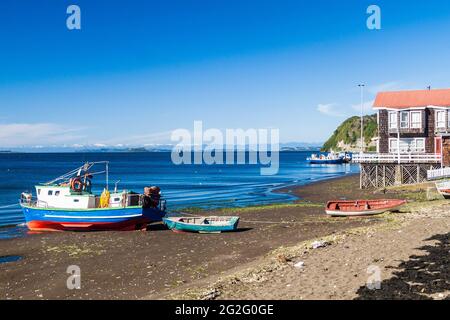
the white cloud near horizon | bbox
[97,130,174,146]
[0,122,177,148]
[0,123,85,147]
[316,103,346,117]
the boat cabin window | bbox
[114,197,120,202]
[55,191,60,196]
[73,199,79,203]
[37,189,41,195]
[48,190,53,196]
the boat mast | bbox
[106,161,109,190]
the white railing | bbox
[427,167,450,180]
[352,153,442,164]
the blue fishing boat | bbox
[307,153,345,164]
[20,162,166,231]
[163,216,240,233]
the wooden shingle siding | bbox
[426,108,436,154]
[378,110,389,153]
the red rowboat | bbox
[435,180,450,199]
[438,189,450,198]
[325,199,406,217]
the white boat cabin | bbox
[21,162,157,210]
[35,185,131,209]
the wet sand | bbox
[0,174,444,300]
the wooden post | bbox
[360,164,362,189]
[394,165,402,186]
[375,165,379,188]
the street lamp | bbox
[358,84,365,154]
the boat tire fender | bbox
[71,177,84,192]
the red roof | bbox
[373,89,450,109]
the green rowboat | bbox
[163,216,239,233]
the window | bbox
[37,189,41,195]
[55,191,60,196]
[389,138,426,153]
[436,110,446,128]
[389,112,397,129]
[73,199,79,203]
[389,139,398,153]
[389,139,412,153]
[48,190,53,196]
[414,139,425,153]
[400,112,409,128]
[410,111,422,129]
[114,198,120,202]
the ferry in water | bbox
[307,153,342,164]
[20,161,166,231]
[307,152,352,165]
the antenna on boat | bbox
[114,180,120,193]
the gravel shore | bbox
[1,174,448,300]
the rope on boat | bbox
[241,220,302,225]
[0,203,19,209]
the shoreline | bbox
[0,169,359,234]
[1,174,447,300]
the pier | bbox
[353,153,442,189]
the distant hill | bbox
[3,142,323,153]
[280,142,322,152]
[321,114,378,152]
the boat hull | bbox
[325,200,406,217]
[438,190,450,199]
[325,206,402,217]
[163,217,239,233]
[308,159,344,165]
[435,180,450,199]
[21,205,166,231]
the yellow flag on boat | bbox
[100,188,110,208]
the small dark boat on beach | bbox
[325,199,406,217]
[163,216,239,233]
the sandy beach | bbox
[0,174,448,300]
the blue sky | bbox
[2,0,450,147]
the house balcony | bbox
[388,128,425,135]
[352,153,442,164]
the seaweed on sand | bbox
[355,232,450,300]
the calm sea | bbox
[0,152,358,236]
